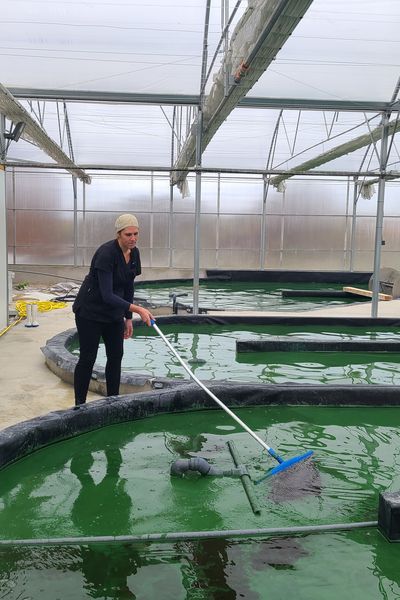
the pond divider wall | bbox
[236,337,400,353]
[205,270,372,283]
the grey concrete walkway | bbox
[1,293,400,431]
[0,301,102,429]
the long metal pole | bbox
[260,180,267,269]
[193,111,202,315]
[344,176,350,269]
[371,113,390,317]
[261,111,283,269]
[2,162,385,178]
[193,0,211,315]
[169,107,176,268]
[349,177,358,272]
[0,521,378,547]
[152,321,279,455]
[0,116,9,330]
[72,177,78,267]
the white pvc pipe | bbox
[0,521,378,547]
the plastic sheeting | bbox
[1,1,400,170]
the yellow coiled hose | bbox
[15,299,67,318]
[0,300,67,338]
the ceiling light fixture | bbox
[4,121,26,142]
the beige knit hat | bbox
[115,213,139,232]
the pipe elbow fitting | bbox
[170,457,219,477]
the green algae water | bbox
[1,530,399,600]
[74,323,400,385]
[135,280,369,312]
[1,406,400,599]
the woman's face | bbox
[117,226,139,251]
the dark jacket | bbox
[73,239,141,322]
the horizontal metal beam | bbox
[8,88,199,106]
[8,88,394,113]
[2,160,384,178]
[172,0,315,186]
[0,83,90,183]
[270,116,400,188]
[240,97,392,113]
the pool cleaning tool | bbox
[151,320,313,479]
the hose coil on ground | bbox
[0,300,67,338]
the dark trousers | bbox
[74,314,125,405]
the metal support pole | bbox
[82,180,86,265]
[0,115,8,330]
[0,114,6,161]
[193,110,203,315]
[150,171,154,268]
[72,176,78,267]
[169,107,176,268]
[223,0,230,96]
[193,0,211,315]
[349,177,358,272]
[169,182,174,268]
[216,173,221,267]
[260,180,267,269]
[344,176,350,269]
[262,111,282,269]
[371,113,390,318]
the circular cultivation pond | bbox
[1,402,400,599]
[69,321,400,386]
[135,280,370,312]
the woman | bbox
[73,213,154,407]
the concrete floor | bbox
[0,300,102,429]
[1,291,400,431]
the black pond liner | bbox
[3,380,400,471]
[132,270,372,286]
[205,269,372,284]
[236,337,400,353]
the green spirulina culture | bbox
[1,406,400,598]
[72,323,400,385]
[135,280,369,312]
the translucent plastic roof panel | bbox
[13,101,176,167]
[247,0,400,102]
[0,0,238,95]
[3,0,400,175]
[6,139,57,166]
[5,1,399,104]
[203,108,387,172]
[10,101,397,174]
[66,103,176,166]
